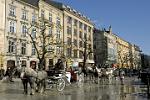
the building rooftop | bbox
[46,0,93,24]
[19,0,39,7]
[19,0,92,24]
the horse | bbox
[18,67,47,95]
[83,66,100,83]
[100,68,114,84]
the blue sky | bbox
[55,0,150,55]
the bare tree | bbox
[27,18,62,70]
[82,36,93,70]
[117,50,132,68]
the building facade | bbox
[116,33,141,69]
[116,35,131,68]
[49,1,94,67]
[0,0,94,71]
[94,26,141,69]
[130,44,142,69]
[93,27,117,68]
[141,54,150,69]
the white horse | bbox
[19,67,47,95]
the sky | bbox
[55,0,150,55]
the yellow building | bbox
[116,35,132,68]
[0,0,64,70]
[49,1,94,67]
[0,0,94,70]
[130,44,141,69]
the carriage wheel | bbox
[77,73,84,87]
[56,78,65,91]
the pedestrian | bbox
[5,67,14,82]
[119,69,125,85]
[54,59,65,71]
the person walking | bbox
[119,69,125,85]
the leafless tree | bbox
[117,50,132,68]
[82,36,93,70]
[27,18,62,70]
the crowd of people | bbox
[1,59,137,95]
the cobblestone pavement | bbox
[0,76,149,100]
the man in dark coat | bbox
[54,59,65,71]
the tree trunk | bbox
[38,58,45,70]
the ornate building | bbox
[0,0,94,71]
[93,27,117,68]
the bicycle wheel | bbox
[77,73,84,87]
[56,78,65,91]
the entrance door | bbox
[7,60,15,69]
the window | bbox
[67,16,72,24]
[9,5,16,17]
[32,14,36,22]
[74,39,77,46]
[48,27,52,36]
[22,25,27,37]
[74,50,77,58]
[74,29,77,36]
[56,46,61,54]
[9,20,16,33]
[21,42,26,55]
[88,27,91,32]
[84,33,87,39]
[79,41,82,47]
[56,17,61,26]
[31,28,36,38]
[31,44,36,55]
[84,24,87,30]
[67,38,72,45]
[74,19,77,26]
[79,31,82,38]
[88,34,91,41]
[67,26,72,34]
[56,29,61,39]
[67,48,71,57]
[22,10,28,20]
[79,22,82,29]
[41,10,45,18]
[79,51,83,58]
[49,13,52,22]
[8,40,15,53]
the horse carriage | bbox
[46,70,66,91]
